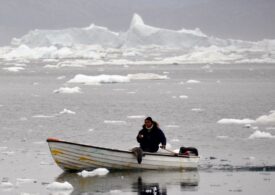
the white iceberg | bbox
[128,73,168,80]
[77,168,109,177]
[0,181,13,188]
[53,86,82,94]
[248,130,275,139]
[3,67,25,72]
[104,120,127,125]
[67,74,130,85]
[255,112,275,124]
[0,13,274,64]
[59,109,76,115]
[46,181,73,191]
[186,80,201,84]
[217,118,255,125]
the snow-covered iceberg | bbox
[0,13,274,64]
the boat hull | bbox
[47,138,199,171]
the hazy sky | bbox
[0,0,275,45]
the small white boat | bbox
[47,138,199,171]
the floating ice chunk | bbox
[127,115,146,119]
[179,95,188,99]
[127,73,168,80]
[249,130,275,139]
[165,125,180,128]
[57,76,66,80]
[186,80,200,84]
[46,181,73,191]
[68,74,130,85]
[78,168,109,177]
[53,87,82,94]
[217,118,255,125]
[256,112,275,124]
[0,181,13,188]
[59,109,76,115]
[104,120,127,125]
[32,114,55,118]
[3,67,25,72]
[16,178,36,185]
[191,108,204,112]
[216,136,229,139]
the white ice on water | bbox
[217,118,255,125]
[3,67,25,72]
[0,14,274,64]
[248,130,275,139]
[77,168,109,177]
[67,73,168,85]
[186,80,201,84]
[127,115,146,119]
[255,111,275,124]
[104,120,127,125]
[218,110,275,125]
[46,181,73,191]
[53,86,82,94]
[59,109,76,115]
[67,74,130,85]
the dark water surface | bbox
[0,62,275,194]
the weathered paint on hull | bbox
[47,138,199,171]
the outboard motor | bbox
[179,147,199,156]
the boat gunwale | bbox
[47,138,199,159]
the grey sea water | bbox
[0,62,275,194]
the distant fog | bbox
[0,0,275,45]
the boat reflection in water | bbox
[56,170,199,194]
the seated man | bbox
[136,117,166,152]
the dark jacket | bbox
[136,123,166,152]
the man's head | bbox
[144,117,153,129]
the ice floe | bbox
[46,181,73,191]
[186,80,201,84]
[218,110,275,125]
[53,86,82,94]
[127,115,146,119]
[255,111,275,124]
[32,114,55,118]
[77,168,109,177]
[16,178,36,185]
[0,181,13,189]
[127,73,168,80]
[179,95,189,99]
[104,120,127,125]
[191,108,204,112]
[67,74,130,85]
[248,130,275,139]
[59,109,76,115]
[217,118,255,125]
[1,14,274,64]
[3,67,25,72]
[67,73,167,85]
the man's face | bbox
[145,120,153,128]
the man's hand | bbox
[138,134,144,139]
[160,145,166,149]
